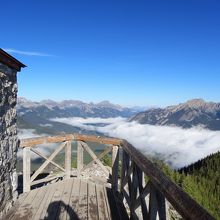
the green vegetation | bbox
[101,154,112,167]
[71,159,77,168]
[157,152,220,219]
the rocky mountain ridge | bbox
[17,97,140,135]
[17,97,133,114]
[131,99,220,130]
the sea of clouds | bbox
[50,117,220,168]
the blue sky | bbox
[1,0,220,106]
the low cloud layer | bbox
[50,117,125,130]
[18,129,42,139]
[51,117,220,168]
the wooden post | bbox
[23,147,31,192]
[77,141,84,177]
[156,190,166,220]
[112,145,119,192]
[130,164,138,219]
[149,183,158,220]
[120,150,126,195]
[124,151,132,196]
[65,141,72,179]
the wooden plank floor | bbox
[3,178,128,220]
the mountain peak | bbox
[185,99,206,107]
[97,100,122,109]
[17,97,31,103]
[98,100,111,105]
[40,99,58,107]
[17,97,140,118]
[131,99,220,130]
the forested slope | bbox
[161,151,220,219]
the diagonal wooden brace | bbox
[30,141,67,182]
[80,141,110,176]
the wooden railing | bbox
[19,134,214,220]
[20,134,122,192]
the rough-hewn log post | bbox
[77,141,84,177]
[112,145,119,191]
[23,147,31,192]
[65,141,72,179]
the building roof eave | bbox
[0,49,26,72]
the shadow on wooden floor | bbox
[44,201,80,220]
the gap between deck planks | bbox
[4,178,128,220]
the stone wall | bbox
[0,62,18,217]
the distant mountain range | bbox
[17,97,139,118]
[131,99,220,130]
[17,98,220,135]
[17,97,140,135]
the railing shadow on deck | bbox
[19,133,215,220]
[44,201,79,220]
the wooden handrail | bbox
[120,140,214,220]
[19,134,215,220]
[20,134,74,147]
[20,133,123,147]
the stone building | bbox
[0,49,25,217]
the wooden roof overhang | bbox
[0,48,26,72]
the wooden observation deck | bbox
[3,134,215,220]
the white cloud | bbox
[51,117,220,168]
[3,48,55,57]
[50,117,126,130]
[39,123,53,127]
[18,129,41,139]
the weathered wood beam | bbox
[20,134,74,147]
[23,147,31,192]
[74,134,122,145]
[77,141,84,177]
[112,145,119,192]
[20,134,123,148]
[65,141,72,179]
